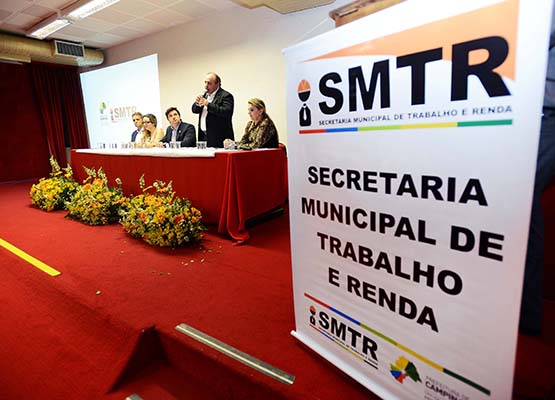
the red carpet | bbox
[0,181,553,399]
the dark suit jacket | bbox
[161,121,196,148]
[131,129,140,142]
[191,88,234,148]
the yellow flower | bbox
[120,179,205,247]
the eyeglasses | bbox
[133,118,141,121]
[143,121,152,124]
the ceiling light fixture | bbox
[28,15,71,40]
[65,0,121,21]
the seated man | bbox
[161,107,196,148]
[130,112,143,142]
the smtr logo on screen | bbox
[298,79,312,127]
[390,356,421,384]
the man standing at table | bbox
[192,72,234,148]
[161,106,196,147]
[130,112,143,142]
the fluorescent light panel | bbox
[27,0,121,40]
[66,0,121,20]
[29,18,71,39]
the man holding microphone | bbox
[192,72,234,148]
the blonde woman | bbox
[139,113,165,146]
[224,98,279,149]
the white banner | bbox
[285,0,552,399]
[80,54,162,148]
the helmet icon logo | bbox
[298,79,312,127]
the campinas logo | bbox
[390,356,421,384]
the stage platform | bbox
[0,182,553,400]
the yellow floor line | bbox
[0,238,61,277]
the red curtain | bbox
[1,61,89,182]
[58,68,90,149]
[30,63,90,166]
[30,63,68,165]
[0,62,50,182]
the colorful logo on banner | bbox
[298,79,312,126]
[390,356,421,384]
[307,301,379,370]
[99,101,109,126]
[295,0,518,135]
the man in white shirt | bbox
[192,72,234,148]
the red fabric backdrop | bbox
[0,62,89,182]
[29,63,68,165]
[0,63,50,182]
[57,66,90,149]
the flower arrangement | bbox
[66,166,127,225]
[30,156,79,212]
[120,176,205,247]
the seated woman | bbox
[139,113,165,147]
[224,98,279,149]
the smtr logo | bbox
[390,356,421,384]
[297,79,311,126]
[99,101,107,114]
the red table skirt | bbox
[70,149,288,242]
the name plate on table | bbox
[76,148,217,158]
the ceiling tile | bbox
[22,4,55,18]
[89,33,129,47]
[0,22,25,34]
[0,10,13,20]
[72,16,117,32]
[105,25,143,38]
[196,0,238,11]
[58,25,98,38]
[90,7,135,24]
[133,22,168,33]
[0,0,33,13]
[37,0,74,9]
[0,0,247,51]
[90,31,127,43]
[143,9,192,26]
[111,0,163,18]
[52,33,87,43]
[6,13,41,28]
[142,0,183,7]
[169,0,213,18]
